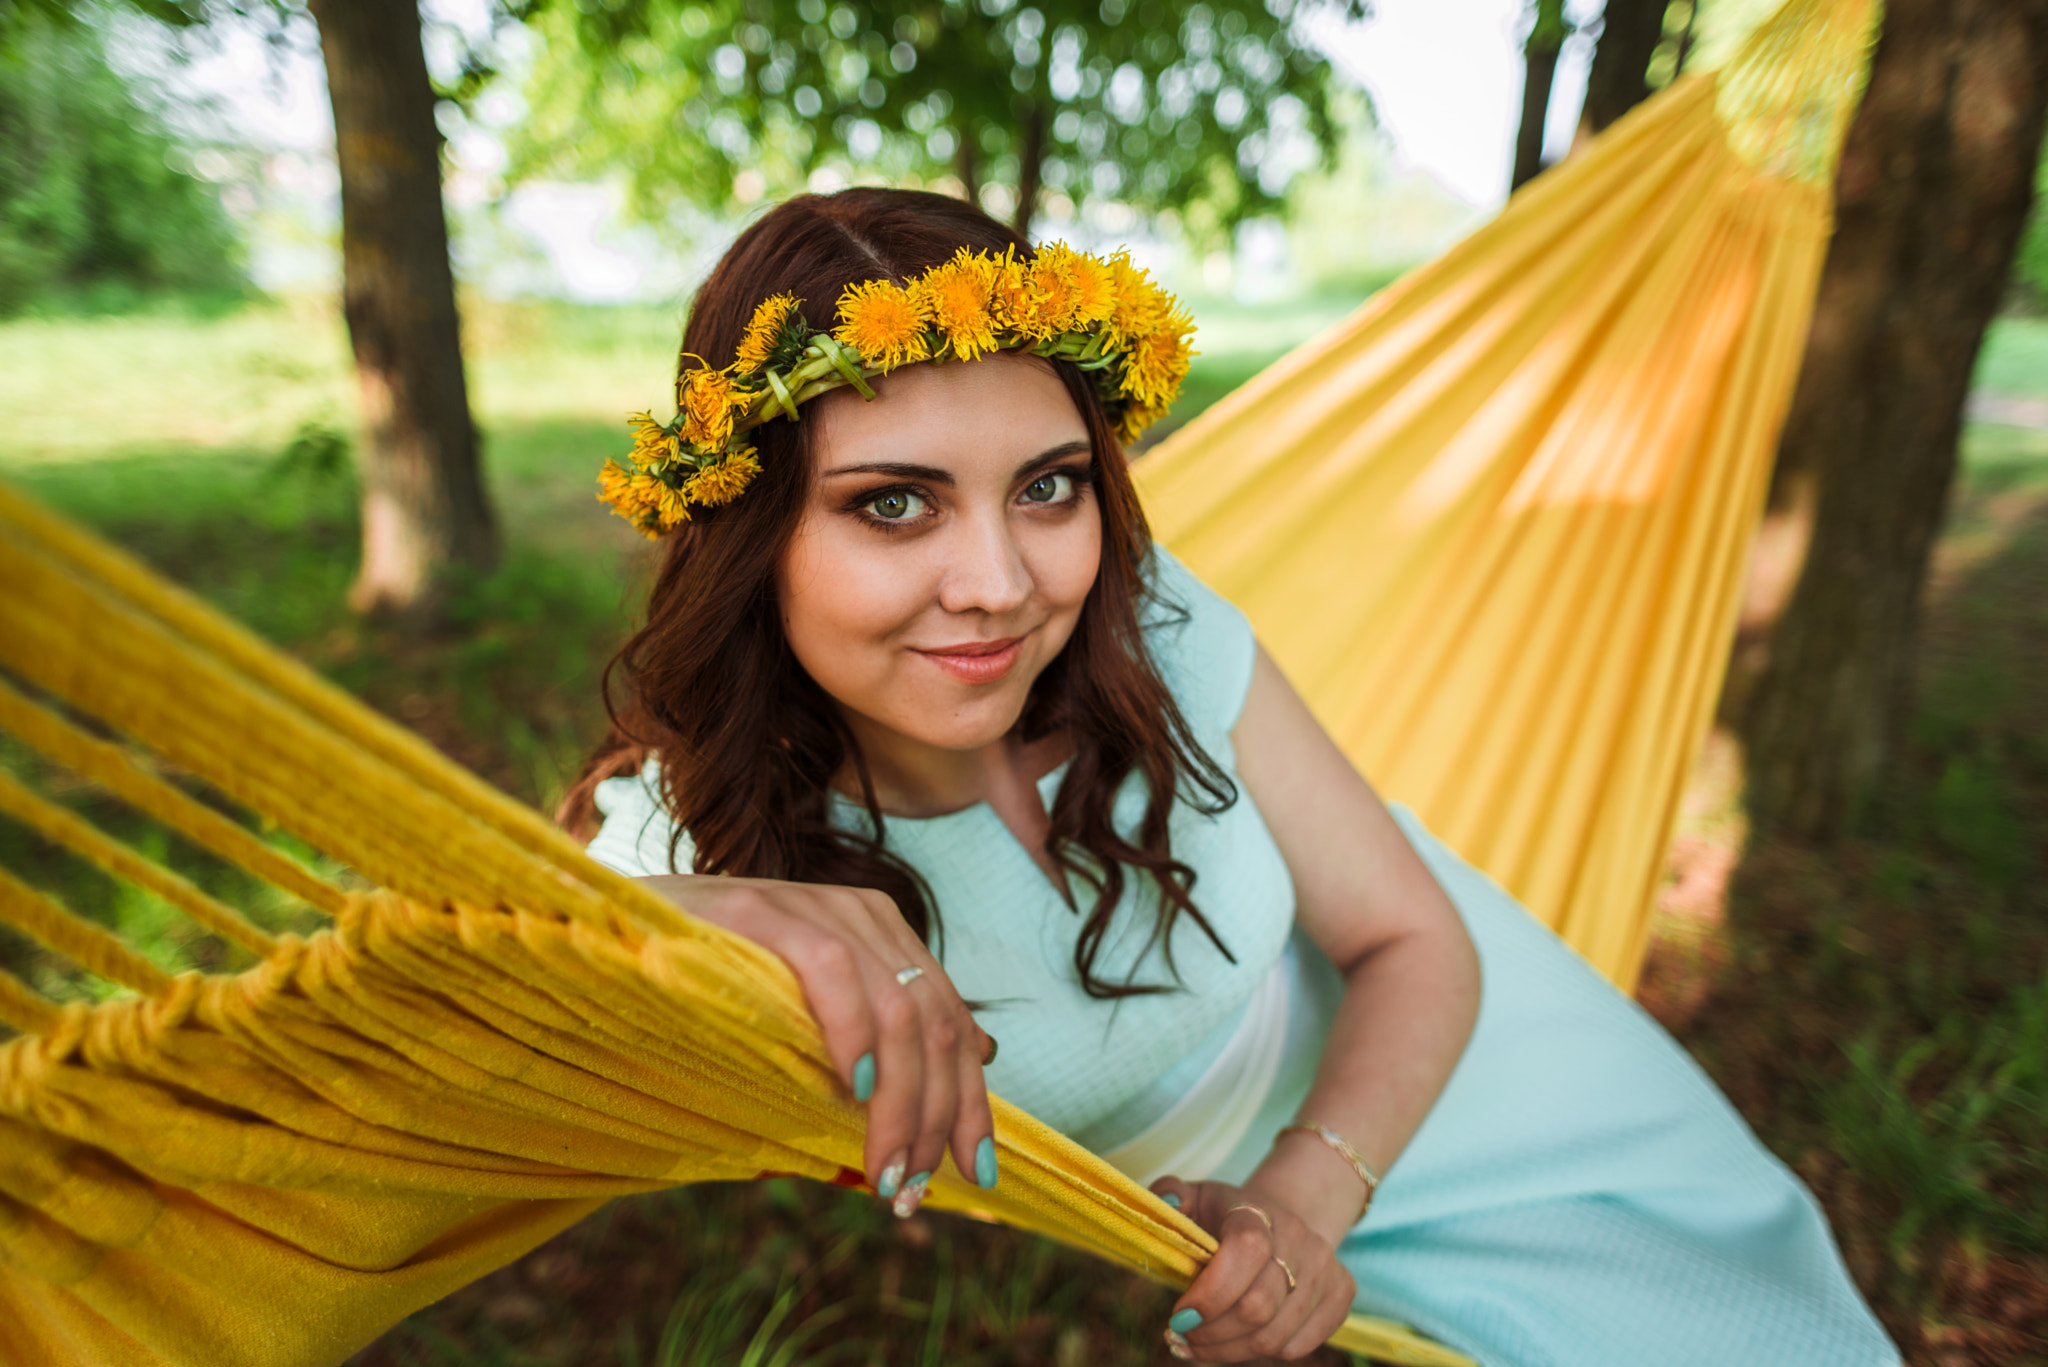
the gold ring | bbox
[1272,1254,1298,1291]
[894,965,925,987]
[1223,1202,1273,1234]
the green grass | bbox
[1975,317,2048,402]
[1642,418,2048,1360]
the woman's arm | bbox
[1153,643,1481,1360]
[1234,642,1481,1237]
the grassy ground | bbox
[1637,415,2048,1364]
[2,297,2045,1364]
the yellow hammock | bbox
[0,0,1871,1362]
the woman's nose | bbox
[936,515,1032,617]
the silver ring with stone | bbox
[894,965,925,987]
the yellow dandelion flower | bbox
[678,365,740,449]
[1120,311,1196,412]
[987,248,1032,333]
[1114,402,1162,446]
[628,412,680,469]
[913,250,1001,361]
[682,447,761,507]
[1105,252,1170,349]
[1043,242,1116,328]
[598,459,673,537]
[1012,249,1084,340]
[736,293,801,372]
[834,278,930,372]
[653,482,693,529]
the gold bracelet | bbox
[1277,1120,1380,1220]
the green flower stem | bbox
[762,367,799,422]
[813,335,878,399]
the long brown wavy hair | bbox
[559,187,1236,998]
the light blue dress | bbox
[586,546,1899,1367]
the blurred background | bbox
[0,0,2043,1361]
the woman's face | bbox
[778,351,1102,763]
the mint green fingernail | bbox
[974,1136,998,1189]
[852,1053,875,1102]
[1161,1191,1182,1209]
[1169,1307,1202,1333]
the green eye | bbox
[1023,472,1073,504]
[866,490,926,520]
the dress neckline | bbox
[828,759,1077,904]
[825,757,1072,826]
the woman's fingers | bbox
[1158,1187,1348,1361]
[1167,1201,1273,1342]
[863,950,928,1196]
[782,927,878,1088]
[892,973,960,1214]
[950,1010,999,1192]
[1279,1271,1355,1360]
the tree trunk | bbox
[1512,0,1569,192]
[1013,103,1046,239]
[957,130,981,209]
[1730,0,2048,840]
[309,0,497,623]
[1580,0,1668,135]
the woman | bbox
[562,188,1896,1365]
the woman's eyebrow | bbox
[821,441,1092,485]
[822,461,954,484]
[1012,441,1092,475]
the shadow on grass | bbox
[1640,457,2048,1365]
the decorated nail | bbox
[852,1053,876,1102]
[1168,1307,1202,1334]
[1164,1328,1195,1361]
[974,1136,999,1190]
[876,1158,906,1200]
[892,1171,931,1219]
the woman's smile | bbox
[912,633,1026,683]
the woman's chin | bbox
[882,687,1031,754]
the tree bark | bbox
[957,130,981,209]
[1730,0,2048,839]
[1512,0,1568,192]
[309,0,497,623]
[1580,0,1668,136]
[1013,102,1046,239]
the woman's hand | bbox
[1148,1176,1357,1362]
[640,872,997,1215]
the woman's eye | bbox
[1022,471,1074,504]
[865,489,927,521]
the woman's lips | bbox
[914,636,1024,684]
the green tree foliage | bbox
[2017,138,2048,303]
[515,0,1364,239]
[0,13,243,312]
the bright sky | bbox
[148,0,1600,298]
[1314,0,1598,209]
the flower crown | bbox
[598,243,1196,535]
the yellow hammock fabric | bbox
[1137,0,1874,989]
[0,1,1870,1362]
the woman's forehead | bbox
[811,353,1088,476]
